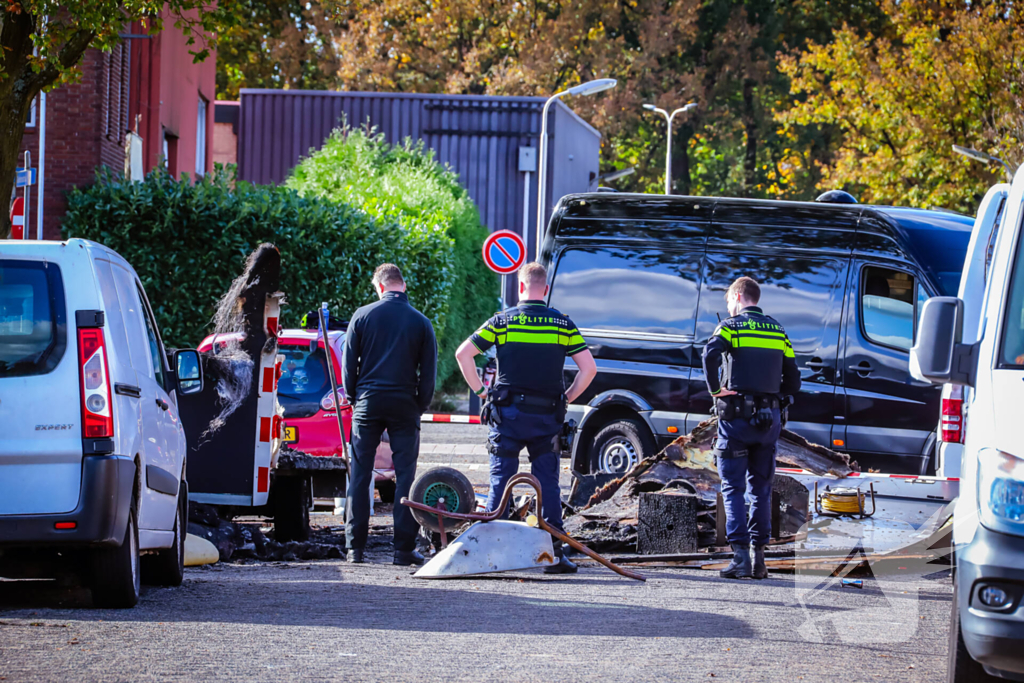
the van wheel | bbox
[590,419,655,475]
[274,476,310,542]
[948,580,998,682]
[143,487,186,587]
[91,503,140,609]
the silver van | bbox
[0,239,203,607]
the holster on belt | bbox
[715,394,780,431]
[481,387,512,425]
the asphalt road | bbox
[0,531,954,682]
[0,423,955,681]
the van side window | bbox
[861,266,916,351]
[135,284,167,389]
[111,265,152,376]
[548,247,701,337]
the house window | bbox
[195,97,207,177]
[163,132,179,177]
[25,98,36,128]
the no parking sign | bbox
[482,230,526,275]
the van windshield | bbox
[1000,234,1024,366]
[0,260,67,378]
[277,343,331,418]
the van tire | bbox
[143,487,186,587]
[274,476,310,542]
[91,503,140,609]
[948,581,998,682]
[589,419,655,475]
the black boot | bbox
[394,550,426,566]
[346,548,364,564]
[720,543,753,579]
[752,544,768,579]
[544,541,578,575]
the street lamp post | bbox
[535,78,617,259]
[643,102,698,195]
[952,144,1015,181]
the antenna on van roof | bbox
[716,312,722,322]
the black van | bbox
[542,193,972,476]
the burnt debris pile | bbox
[563,418,857,553]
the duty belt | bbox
[714,394,779,421]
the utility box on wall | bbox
[235,90,601,271]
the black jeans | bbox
[346,392,421,552]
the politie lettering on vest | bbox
[455,261,597,575]
[702,276,801,580]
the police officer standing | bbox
[455,262,596,574]
[343,264,437,566]
[702,277,801,580]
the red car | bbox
[197,328,396,503]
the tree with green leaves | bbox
[0,1,229,236]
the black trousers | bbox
[345,392,421,552]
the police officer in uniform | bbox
[702,277,801,579]
[455,262,597,574]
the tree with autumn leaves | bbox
[218,0,1024,212]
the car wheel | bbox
[91,502,140,609]
[274,476,310,542]
[143,487,186,587]
[409,467,475,533]
[377,479,397,504]
[590,419,655,475]
[948,579,999,682]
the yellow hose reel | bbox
[814,481,876,518]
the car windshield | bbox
[999,230,1024,367]
[0,260,66,378]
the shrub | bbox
[61,167,455,350]
[287,126,496,389]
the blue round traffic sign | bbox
[482,230,526,275]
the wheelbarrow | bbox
[401,471,645,582]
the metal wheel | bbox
[409,467,475,532]
[598,438,640,474]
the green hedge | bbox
[286,126,497,389]
[61,167,455,352]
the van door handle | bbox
[805,358,830,369]
[848,361,874,376]
[156,398,169,411]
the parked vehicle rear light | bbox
[78,328,114,439]
[321,388,345,412]
[54,522,76,530]
[941,394,964,444]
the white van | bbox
[912,171,1024,681]
[0,239,203,608]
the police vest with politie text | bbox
[471,300,588,404]
[702,306,802,422]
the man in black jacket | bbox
[342,263,437,565]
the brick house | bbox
[18,13,216,240]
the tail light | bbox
[320,388,345,412]
[941,386,964,444]
[78,328,114,438]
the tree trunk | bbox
[0,9,40,238]
[742,78,758,197]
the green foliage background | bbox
[60,167,456,371]
[286,126,496,389]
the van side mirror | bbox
[910,297,978,386]
[175,349,204,395]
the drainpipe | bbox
[36,90,45,240]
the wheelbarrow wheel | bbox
[409,467,475,532]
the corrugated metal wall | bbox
[236,90,600,261]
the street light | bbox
[952,144,1014,181]
[536,78,617,257]
[643,102,698,194]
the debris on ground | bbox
[187,502,344,562]
[563,417,855,553]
